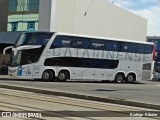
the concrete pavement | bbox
[0,75,160,110]
[0,88,158,120]
[0,75,14,79]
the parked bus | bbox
[5,32,155,83]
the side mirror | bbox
[3,46,13,55]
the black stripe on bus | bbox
[44,57,119,69]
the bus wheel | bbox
[114,73,124,83]
[42,70,54,82]
[57,71,68,82]
[126,74,135,83]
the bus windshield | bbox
[10,48,43,67]
[15,32,54,47]
[10,51,22,67]
[10,32,54,67]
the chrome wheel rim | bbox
[116,75,123,82]
[58,73,66,80]
[127,75,134,82]
[43,72,50,80]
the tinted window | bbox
[27,22,35,30]
[51,36,71,48]
[144,45,153,54]
[26,34,52,46]
[121,42,134,52]
[143,63,151,70]
[106,41,118,51]
[44,57,119,69]
[103,60,119,69]
[21,48,43,65]
[90,39,105,50]
[72,37,83,48]
[135,44,144,53]
[12,22,18,31]
[72,37,89,49]
[83,38,90,49]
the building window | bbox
[12,22,18,31]
[27,22,35,30]
[29,0,39,11]
[17,0,29,11]
[9,0,39,12]
[9,0,18,12]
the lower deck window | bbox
[44,57,119,69]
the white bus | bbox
[6,32,155,83]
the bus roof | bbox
[56,32,153,45]
[22,31,153,45]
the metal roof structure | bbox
[0,32,21,44]
[147,36,160,40]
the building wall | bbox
[39,0,147,41]
[38,0,52,31]
[0,0,8,31]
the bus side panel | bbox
[70,67,95,80]
[95,69,105,80]
[71,68,84,79]
[81,68,95,80]
[118,60,143,81]
[103,69,114,80]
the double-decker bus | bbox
[5,32,155,83]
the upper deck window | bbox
[51,36,72,48]
[26,34,51,46]
[144,45,153,54]
[106,41,118,51]
[90,39,105,50]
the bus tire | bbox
[42,70,54,82]
[114,73,125,83]
[57,71,69,82]
[126,73,136,83]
